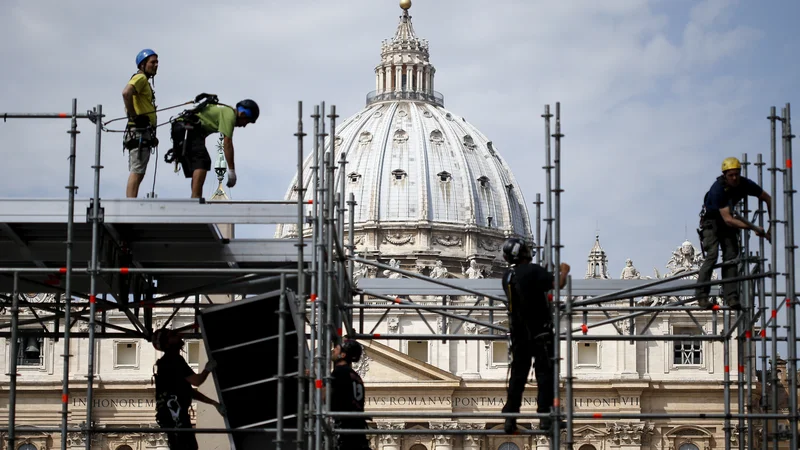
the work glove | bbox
[215,402,227,415]
[226,169,237,188]
[204,359,217,373]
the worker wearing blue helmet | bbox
[122,48,159,198]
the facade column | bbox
[416,65,423,92]
[606,421,655,450]
[376,421,404,450]
[395,66,402,91]
[460,423,485,450]
[406,66,413,92]
[534,435,550,450]
[384,66,392,93]
[430,68,434,93]
[375,68,380,92]
[429,422,458,450]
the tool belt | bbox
[123,116,158,150]
[164,114,201,164]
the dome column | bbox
[415,65,423,92]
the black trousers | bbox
[696,219,740,302]
[502,332,555,414]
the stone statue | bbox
[666,240,704,275]
[352,259,369,288]
[429,260,449,279]
[620,259,642,280]
[461,259,484,279]
[383,258,403,279]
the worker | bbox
[695,156,772,310]
[330,339,372,450]
[122,48,159,198]
[152,328,224,450]
[499,237,569,434]
[166,96,259,198]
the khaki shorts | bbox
[128,146,152,174]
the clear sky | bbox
[1,0,797,353]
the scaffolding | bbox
[0,99,797,450]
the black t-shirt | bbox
[502,262,554,339]
[330,364,367,431]
[702,175,762,221]
[155,352,195,410]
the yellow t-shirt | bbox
[127,74,156,126]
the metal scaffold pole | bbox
[740,151,750,450]
[324,105,338,450]
[781,103,798,449]
[84,103,104,450]
[551,101,564,448]
[768,105,781,450]
[294,100,307,450]
[535,192,542,265]
[61,98,79,450]
[755,152,769,450]
[7,272,20,450]
[308,103,321,450]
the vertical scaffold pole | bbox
[85,104,104,450]
[768,106,780,450]
[542,105,554,273]
[565,275,574,448]
[324,105,338,450]
[552,101,564,448]
[755,152,767,450]
[724,308,732,450]
[7,272,20,450]
[315,98,328,450]
[781,103,798,449]
[277,273,287,450]
[295,100,306,450]
[61,98,79,450]
[739,152,749,450]
[308,103,321,450]
[348,193,357,330]
[535,193,542,265]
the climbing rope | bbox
[101,100,193,132]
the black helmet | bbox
[340,339,363,363]
[151,328,172,351]
[502,237,533,264]
[236,99,260,123]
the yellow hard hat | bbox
[721,157,741,172]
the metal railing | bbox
[365,89,444,107]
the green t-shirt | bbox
[195,104,236,138]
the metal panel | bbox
[197,289,307,450]
[0,198,299,224]
[357,277,719,298]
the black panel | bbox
[199,290,305,450]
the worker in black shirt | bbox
[329,339,372,450]
[499,237,570,434]
[696,157,772,310]
[152,328,224,450]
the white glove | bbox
[226,169,237,188]
[204,359,217,372]
[215,403,227,415]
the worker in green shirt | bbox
[167,96,259,198]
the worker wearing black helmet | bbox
[151,328,224,450]
[499,237,570,434]
[695,156,772,310]
[329,339,372,450]
[167,97,259,198]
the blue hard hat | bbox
[136,49,157,67]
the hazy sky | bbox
[1,0,798,344]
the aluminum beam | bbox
[0,198,299,224]
[357,277,720,298]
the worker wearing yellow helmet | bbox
[695,157,772,310]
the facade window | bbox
[578,445,597,450]
[477,176,489,187]
[406,340,428,363]
[183,340,201,368]
[17,335,44,367]
[492,341,508,365]
[673,327,702,365]
[577,342,599,367]
[116,446,134,450]
[391,169,407,181]
[679,444,699,450]
[19,445,37,450]
[437,171,451,182]
[114,341,138,368]
[348,172,362,183]
[498,443,520,450]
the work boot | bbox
[727,297,742,311]
[504,417,517,434]
[697,296,716,310]
[539,417,567,431]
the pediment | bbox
[359,340,461,384]
[574,425,607,440]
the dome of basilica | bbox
[276,2,533,272]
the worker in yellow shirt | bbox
[122,48,159,198]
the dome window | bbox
[463,135,477,150]
[348,172,362,183]
[358,131,373,144]
[429,129,444,144]
[437,171,451,182]
[477,176,489,188]
[393,129,409,143]
[487,141,496,155]
[392,169,407,181]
